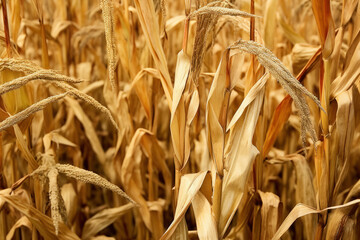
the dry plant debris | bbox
[0,0,360,239]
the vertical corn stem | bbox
[0,132,4,239]
[148,154,154,202]
[182,17,190,55]
[213,172,222,228]
[247,0,256,94]
[322,59,333,201]
[248,0,261,191]
[183,0,191,58]
[40,20,49,69]
[33,0,50,69]
[35,0,54,134]
[0,132,2,185]
[174,0,191,206]
[311,1,334,236]
[320,60,330,139]
[315,216,325,240]
[148,151,156,236]
[1,0,12,57]
[213,55,231,231]
[174,168,181,206]
[250,0,255,42]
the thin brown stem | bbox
[1,0,12,57]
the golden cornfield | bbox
[0,0,360,239]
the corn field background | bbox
[0,0,360,239]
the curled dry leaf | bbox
[192,191,218,240]
[161,171,210,240]
[120,128,172,233]
[56,83,119,131]
[268,154,317,239]
[2,1,360,239]
[65,97,106,164]
[272,199,360,240]
[133,0,173,109]
[206,50,229,175]
[326,180,360,239]
[258,191,282,240]
[170,50,191,170]
[0,192,79,240]
[5,216,32,240]
[82,203,134,239]
[263,0,279,49]
[311,0,335,58]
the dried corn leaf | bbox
[263,96,292,156]
[342,0,359,25]
[0,192,80,240]
[131,68,160,119]
[311,0,335,58]
[89,236,115,240]
[206,50,229,174]
[166,15,186,33]
[291,44,319,75]
[333,90,355,198]
[258,191,281,240]
[192,191,218,240]
[51,20,77,39]
[219,73,264,238]
[82,203,134,239]
[55,82,119,131]
[331,30,360,98]
[136,130,172,204]
[133,0,173,108]
[279,17,306,45]
[13,124,38,170]
[227,72,269,131]
[121,128,172,231]
[341,217,359,240]
[170,51,191,169]
[0,69,31,115]
[269,154,317,239]
[60,183,77,225]
[326,180,360,239]
[161,171,209,240]
[65,97,106,164]
[5,216,32,240]
[272,199,360,240]
[292,155,317,240]
[263,0,279,50]
[2,1,360,239]
[43,131,76,151]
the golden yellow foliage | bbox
[0,0,360,239]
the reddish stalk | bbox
[1,0,12,57]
